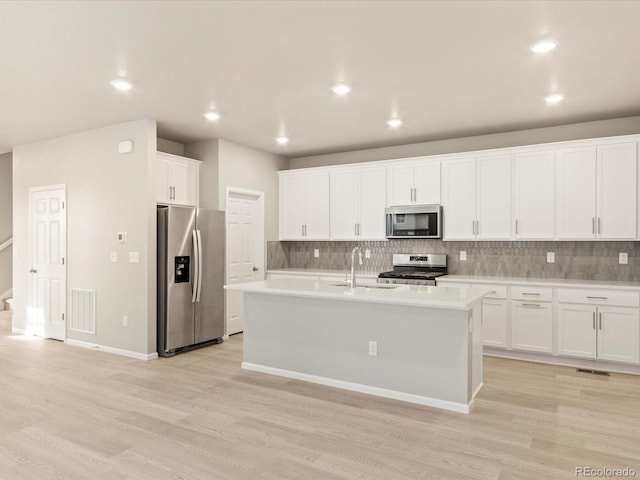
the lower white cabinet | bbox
[558,304,640,364]
[511,300,553,353]
[482,299,509,348]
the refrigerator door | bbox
[163,206,197,351]
[194,209,225,343]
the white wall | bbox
[13,120,157,355]
[217,139,288,241]
[290,115,640,168]
[184,139,219,210]
[0,152,12,298]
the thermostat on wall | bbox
[117,232,127,243]
[118,140,134,154]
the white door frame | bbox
[225,186,265,336]
[28,184,67,339]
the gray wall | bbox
[13,120,157,355]
[184,138,219,210]
[157,138,185,156]
[0,152,12,298]
[290,116,640,168]
[268,240,640,282]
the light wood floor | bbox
[1,326,639,480]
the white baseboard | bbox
[12,327,27,335]
[242,362,472,414]
[65,338,158,361]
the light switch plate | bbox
[314,249,319,258]
[128,251,140,263]
[547,252,555,263]
[460,251,467,261]
[368,341,377,356]
[619,252,629,265]
[110,251,118,263]
[365,249,371,259]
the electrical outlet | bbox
[460,251,467,261]
[619,252,629,265]
[110,251,118,263]
[547,252,555,263]
[314,249,319,258]
[129,251,140,263]
[365,249,371,259]
[368,340,377,356]
[122,315,128,327]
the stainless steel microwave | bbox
[385,205,442,239]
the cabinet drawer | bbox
[437,282,471,289]
[556,288,640,307]
[476,283,508,299]
[511,285,552,302]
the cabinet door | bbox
[556,147,597,239]
[330,169,359,240]
[171,161,199,207]
[414,161,441,204]
[358,166,387,239]
[443,158,476,240]
[511,301,553,353]
[386,164,414,206]
[476,155,511,239]
[156,156,172,204]
[513,151,555,239]
[279,175,306,240]
[482,299,508,348]
[597,143,637,239]
[597,307,640,364]
[304,173,330,240]
[557,304,597,359]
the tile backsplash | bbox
[267,240,640,281]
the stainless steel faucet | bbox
[350,246,363,288]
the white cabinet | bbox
[386,160,440,206]
[511,300,553,353]
[513,150,555,239]
[279,172,330,240]
[556,143,637,239]
[443,155,511,240]
[482,299,509,349]
[557,287,640,364]
[331,166,386,240]
[156,152,200,207]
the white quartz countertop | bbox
[438,275,640,291]
[226,278,487,310]
[267,268,379,279]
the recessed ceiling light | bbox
[110,79,132,91]
[545,94,564,104]
[530,39,557,53]
[387,118,403,128]
[276,136,289,145]
[204,111,221,121]
[331,83,351,95]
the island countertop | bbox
[225,278,488,310]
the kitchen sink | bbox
[329,283,399,289]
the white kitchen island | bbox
[225,279,487,413]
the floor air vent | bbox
[70,288,96,334]
[576,368,610,376]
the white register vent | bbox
[70,288,96,334]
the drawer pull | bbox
[522,303,541,308]
[521,292,540,296]
[586,296,608,300]
[490,290,497,294]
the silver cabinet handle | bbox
[521,303,541,308]
[168,186,172,200]
[592,311,596,329]
[587,296,608,300]
[252,266,259,272]
[599,311,602,330]
[357,223,360,236]
[476,220,479,235]
[597,217,601,235]
[355,223,358,236]
[302,224,304,236]
[29,268,37,274]
[592,217,595,234]
[521,292,540,296]
[472,220,476,235]
[515,218,519,235]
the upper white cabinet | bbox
[556,142,637,240]
[331,166,386,240]
[279,172,330,240]
[513,151,555,239]
[443,155,511,240]
[387,159,440,206]
[156,152,200,207]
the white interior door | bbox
[226,189,264,335]
[30,187,66,340]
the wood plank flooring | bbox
[1,326,639,479]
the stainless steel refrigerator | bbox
[157,205,225,357]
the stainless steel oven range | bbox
[377,253,447,286]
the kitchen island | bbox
[225,279,487,413]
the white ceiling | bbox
[1,1,640,158]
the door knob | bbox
[29,268,37,274]
[252,266,259,272]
